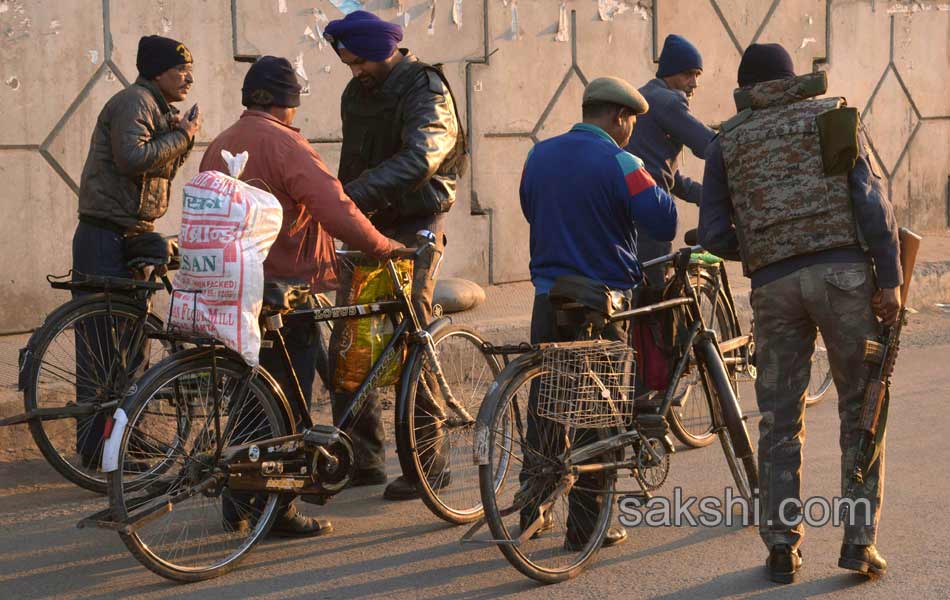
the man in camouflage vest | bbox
[698,44,901,584]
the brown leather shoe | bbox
[268,509,334,539]
[563,527,627,552]
[839,544,886,577]
[766,544,803,584]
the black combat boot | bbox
[839,543,887,577]
[766,544,803,584]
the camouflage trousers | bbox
[751,261,883,550]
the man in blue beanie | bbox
[324,11,466,501]
[700,42,899,584]
[626,34,715,287]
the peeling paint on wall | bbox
[508,0,523,41]
[88,49,98,64]
[4,75,19,90]
[161,15,172,34]
[887,2,950,13]
[329,0,363,16]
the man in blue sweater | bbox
[627,34,715,285]
[519,77,677,552]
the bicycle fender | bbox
[394,317,454,431]
[473,352,541,466]
[101,408,129,473]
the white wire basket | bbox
[537,340,636,429]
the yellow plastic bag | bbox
[333,259,413,392]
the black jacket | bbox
[338,50,463,226]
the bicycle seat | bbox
[548,275,626,317]
[262,280,312,313]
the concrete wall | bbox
[0,0,947,331]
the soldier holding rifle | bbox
[698,43,903,584]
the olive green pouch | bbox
[816,106,859,176]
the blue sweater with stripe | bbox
[520,123,678,293]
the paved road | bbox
[1,316,949,599]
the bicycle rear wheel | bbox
[399,324,503,524]
[477,354,616,584]
[668,270,738,448]
[805,334,833,407]
[109,350,289,582]
[23,296,170,493]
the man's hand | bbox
[384,238,407,259]
[178,104,202,140]
[872,287,901,325]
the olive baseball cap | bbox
[582,76,649,115]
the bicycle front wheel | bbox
[668,270,738,448]
[24,296,169,493]
[108,350,289,582]
[399,324,503,524]
[478,353,616,584]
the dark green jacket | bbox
[338,50,463,226]
[77,77,192,234]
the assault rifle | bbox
[843,227,921,511]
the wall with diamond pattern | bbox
[0,0,947,330]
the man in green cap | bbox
[517,76,678,551]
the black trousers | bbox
[520,293,629,538]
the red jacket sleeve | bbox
[280,137,393,258]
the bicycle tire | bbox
[398,324,503,524]
[23,295,168,493]
[668,269,739,449]
[477,353,616,584]
[695,340,758,505]
[108,349,290,582]
[805,334,833,407]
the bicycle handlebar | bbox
[640,245,702,268]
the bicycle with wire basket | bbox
[466,245,758,584]
[1,236,184,493]
[79,230,503,582]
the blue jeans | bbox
[71,222,131,460]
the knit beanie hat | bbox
[241,56,303,108]
[656,34,703,78]
[737,43,796,87]
[136,35,193,79]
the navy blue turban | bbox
[324,11,404,62]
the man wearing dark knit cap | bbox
[71,35,200,470]
[699,42,900,584]
[323,11,466,501]
[518,77,677,553]
[626,34,715,286]
[201,56,401,538]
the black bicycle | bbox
[665,247,833,448]
[84,231,504,582]
[470,245,758,583]
[2,239,180,492]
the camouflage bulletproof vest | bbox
[719,73,860,275]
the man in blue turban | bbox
[324,11,467,502]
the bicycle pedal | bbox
[303,424,341,447]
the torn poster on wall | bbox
[329,0,363,16]
[427,1,437,35]
[555,1,569,42]
[395,0,410,27]
[294,52,311,95]
[453,0,463,30]
[304,8,330,50]
[508,0,523,40]
[598,0,650,21]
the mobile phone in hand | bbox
[187,103,199,120]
